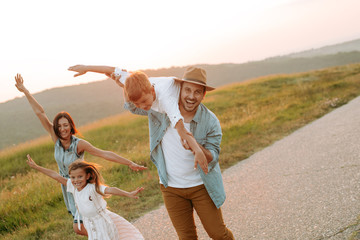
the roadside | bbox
[133,96,360,239]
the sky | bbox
[1,0,360,103]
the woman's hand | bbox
[129,162,148,171]
[15,74,28,93]
[68,65,88,77]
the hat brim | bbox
[174,78,215,91]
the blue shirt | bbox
[125,102,226,208]
[54,136,84,216]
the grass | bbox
[1,63,360,239]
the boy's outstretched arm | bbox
[68,65,128,88]
[68,65,116,77]
[26,154,67,185]
[104,186,144,199]
[175,120,208,174]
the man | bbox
[124,67,234,239]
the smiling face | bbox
[57,117,72,140]
[179,82,205,113]
[53,112,78,140]
[69,168,90,191]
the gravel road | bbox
[133,96,360,240]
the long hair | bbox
[125,71,152,102]
[68,160,107,197]
[53,111,80,139]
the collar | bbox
[191,104,203,124]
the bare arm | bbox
[68,65,116,77]
[26,154,67,185]
[104,186,144,199]
[175,120,208,174]
[181,131,213,163]
[77,140,147,171]
[198,143,213,163]
[15,74,57,143]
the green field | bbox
[1,63,360,239]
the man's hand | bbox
[68,65,88,77]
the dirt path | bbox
[133,96,360,240]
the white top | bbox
[66,179,144,240]
[114,67,183,128]
[161,122,203,188]
[67,179,107,218]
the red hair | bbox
[125,71,152,102]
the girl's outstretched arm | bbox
[26,154,67,185]
[15,74,58,143]
[104,186,144,199]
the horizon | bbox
[2,36,360,105]
[1,0,360,103]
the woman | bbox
[15,74,147,236]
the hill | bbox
[0,79,125,149]
[1,63,360,239]
[1,38,360,150]
[284,38,360,58]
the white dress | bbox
[67,179,144,240]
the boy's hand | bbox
[194,151,208,174]
[14,74,27,93]
[129,162,148,171]
[26,154,38,169]
[68,65,88,77]
[106,72,124,87]
[128,187,144,199]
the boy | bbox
[68,65,208,174]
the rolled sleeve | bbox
[159,79,183,128]
[66,179,74,193]
[204,119,222,170]
[163,99,184,128]
[114,67,130,85]
[124,101,148,116]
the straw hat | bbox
[175,67,215,91]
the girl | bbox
[15,73,147,236]
[26,154,144,240]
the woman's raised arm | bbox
[15,74,57,143]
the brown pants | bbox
[160,184,234,240]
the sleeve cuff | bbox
[114,67,129,85]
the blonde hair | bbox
[125,71,152,102]
[68,160,107,197]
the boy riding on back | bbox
[68,65,209,174]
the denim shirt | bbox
[125,102,226,208]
